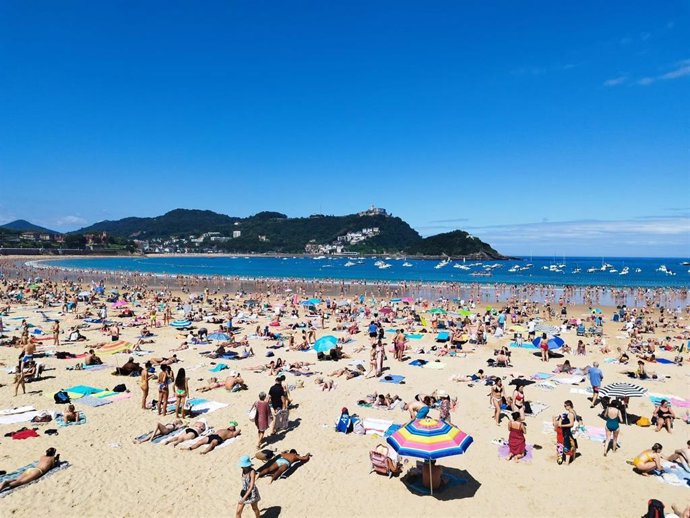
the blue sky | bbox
[0,1,688,257]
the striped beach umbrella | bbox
[170,320,192,329]
[387,418,473,495]
[99,340,133,355]
[599,382,648,398]
[387,417,473,460]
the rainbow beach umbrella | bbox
[387,417,473,495]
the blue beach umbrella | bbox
[313,335,338,353]
[532,335,565,350]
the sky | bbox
[0,0,688,257]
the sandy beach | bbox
[0,259,688,518]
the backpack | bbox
[644,499,664,518]
[336,413,353,434]
[113,384,127,392]
[54,391,70,404]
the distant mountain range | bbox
[1,209,507,258]
[0,219,59,234]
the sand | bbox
[0,266,688,518]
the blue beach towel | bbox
[409,360,427,367]
[209,364,229,372]
[380,375,405,384]
[656,358,674,364]
[436,332,450,342]
[56,414,87,427]
[65,385,104,396]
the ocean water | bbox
[36,256,690,288]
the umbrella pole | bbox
[429,462,433,496]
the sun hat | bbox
[239,454,253,468]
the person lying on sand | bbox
[198,377,224,392]
[0,448,60,493]
[181,425,241,454]
[328,365,364,379]
[257,449,311,483]
[224,373,247,391]
[150,355,179,366]
[450,369,486,383]
[314,376,335,391]
[162,420,207,446]
[134,419,184,443]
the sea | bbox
[35,255,690,288]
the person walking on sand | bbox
[252,391,273,449]
[588,361,603,408]
[236,455,261,518]
[603,400,622,456]
[174,367,189,418]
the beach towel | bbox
[191,401,228,415]
[509,341,537,349]
[0,411,42,426]
[150,428,185,445]
[656,358,675,364]
[603,358,620,364]
[531,372,554,380]
[535,382,557,391]
[656,461,690,488]
[648,393,690,408]
[64,385,104,396]
[526,402,549,417]
[362,417,394,436]
[380,375,405,384]
[424,361,446,370]
[409,359,428,367]
[553,376,585,385]
[177,429,213,449]
[56,414,87,427]
[384,424,402,438]
[403,471,466,495]
[569,387,594,396]
[498,443,534,461]
[0,461,71,498]
[75,396,112,408]
[542,421,556,435]
[0,406,36,416]
[12,429,39,440]
[209,363,229,373]
[436,332,450,342]
[581,426,606,443]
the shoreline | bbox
[4,256,688,308]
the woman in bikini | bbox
[511,384,526,420]
[632,443,664,475]
[603,399,622,455]
[139,361,156,410]
[157,365,173,416]
[0,448,59,493]
[490,378,504,426]
[174,367,189,419]
[134,419,184,443]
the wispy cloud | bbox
[605,59,690,87]
[426,216,690,256]
[603,76,628,87]
[428,218,470,224]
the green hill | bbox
[0,219,59,234]
[74,208,506,258]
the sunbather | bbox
[257,449,311,482]
[666,440,690,472]
[0,448,60,493]
[181,425,241,454]
[314,376,335,391]
[134,419,184,443]
[162,419,207,446]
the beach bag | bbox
[54,391,70,404]
[353,416,365,435]
[274,409,290,432]
[336,413,353,434]
[636,417,651,427]
[113,384,127,392]
[644,499,664,518]
[247,404,257,420]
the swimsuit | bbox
[275,457,290,468]
[605,414,619,432]
[185,428,200,439]
[207,434,223,445]
[633,452,654,468]
[176,388,186,396]
[22,354,33,363]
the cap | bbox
[239,454,253,468]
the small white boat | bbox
[378,263,392,269]
[434,258,451,269]
[634,268,642,273]
[402,262,413,267]
[344,261,356,267]
[619,267,629,275]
